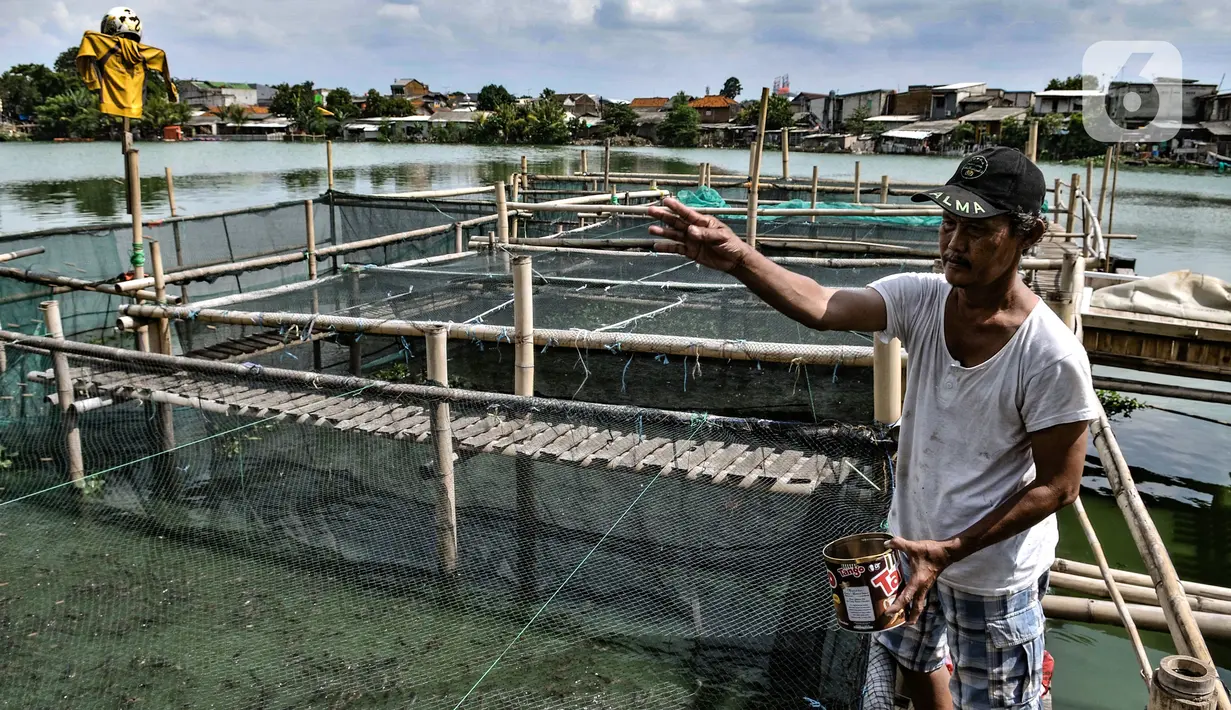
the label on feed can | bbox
[842,585,876,623]
[824,540,905,633]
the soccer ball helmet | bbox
[100,7,142,41]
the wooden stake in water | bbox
[1066,173,1081,235]
[40,300,84,488]
[879,175,890,204]
[853,161,862,204]
[1108,145,1121,233]
[495,180,510,245]
[781,127,790,180]
[1054,179,1062,224]
[1098,146,1113,225]
[810,166,819,223]
[746,87,771,248]
[580,149,588,176]
[603,139,612,192]
[164,167,190,308]
[426,325,459,577]
[326,140,335,191]
[512,255,537,598]
[304,199,318,280]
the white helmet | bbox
[100,7,142,41]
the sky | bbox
[2,0,1229,100]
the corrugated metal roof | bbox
[866,115,919,123]
[1203,121,1231,136]
[881,130,932,140]
[959,107,1028,122]
[934,82,985,92]
[630,97,669,108]
[1036,90,1103,98]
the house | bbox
[836,89,892,126]
[930,82,987,120]
[630,97,670,114]
[689,95,740,124]
[1198,91,1231,157]
[391,78,430,98]
[959,106,1029,141]
[1000,91,1036,109]
[1107,78,1217,128]
[792,91,838,130]
[1034,89,1102,116]
[878,119,962,154]
[890,85,934,117]
[176,81,261,110]
[864,115,921,135]
[553,93,602,118]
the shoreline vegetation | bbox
[1,56,1218,170]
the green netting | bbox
[676,186,942,227]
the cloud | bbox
[0,0,1225,100]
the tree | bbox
[477,84,515,111]
[0,64,67,121]
[720,77,741,100]
[53,47,79,75]
[325,88,359,120]
[735,95,793,130]
[1046,75,1099,91]
[34,88,107,139]
[602,101,638,137]
[845,105,871,136]
[270,81,316,120]
[658,100,700,148]
[526,98,571,144]
[539,88,556,100]
[209,103,250,127]
[142,92,192,131]
[951,122,976,146]
[997,117,1030,151]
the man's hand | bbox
[648,198,753,273]
[885,537,957,625]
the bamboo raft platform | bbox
[24,364,867,496]
[181,328,331,361]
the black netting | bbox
[0,341,891,709]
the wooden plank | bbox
[313,398,372,426]
[490,421,552,455]
[558,429,617,463]
[1084,307,1231,344]
[609,437,671,471]
[691,444,749,482]
[393,414,432,440]
[664,441,726,476]
[744,450,803,488]
[640,439,696,472]
[580,434,639,467]
[453,415,503,440]
[538,425,599,460]
[236,389,308,415]
[519,424,576,458]
[364,404,425,434]
[335,401,402,431]
[461,419,521,448]
[714,447,774,485]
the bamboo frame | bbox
[1027,120,1038,162]
[853,161,861,204]
[1053,179,1062,224]
[326,141,334,190]
[1091,377,1231,407]
[305,199,317,280]
[504,202,941,218]
[872,336,902,424]
[1098,146,1113,224]
[1066,173,1081,234]
[603,139,611,192]
[0,247,45,263]
[879,175,890,204]
[1053,558,1231,603]
[1150,657,1217,710]
[0,265,173,304]
[1050,569,1231,617]
[39,301,84,488]
[580,149,588,176]
[148,240,173,356]
[1042,596,1231,642]
[496,180,510,245]
[512,256,534,397]
[118,304,879,367]
[1091,412,1231,710]
[781,127,790,179]
[746,87,771,249]
[426,325,458,577]
[809,166,819,223]
[1108,145,1121,233]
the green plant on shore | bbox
[1097,390,1146,418]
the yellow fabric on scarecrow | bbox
[75,31,178,119]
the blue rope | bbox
[621,355,633,393]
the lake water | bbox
[1,141,1230,709]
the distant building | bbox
[689,95,740,124]
[1000,91,1036,109]
[553,93,602,118]
[391,78,430,98]
[959,106,1029,141]
[1198,91,1231,157]
[791,92,838,130]
[1107,78,1217,128]
[1033,90,1102,116]
[176,81,261,110]
[890,86,934,117]
[630,97,670,113]
[836,89,892,126]
[930,82,987,120]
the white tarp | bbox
[1089,270,1231,325]
[880,130,931,140]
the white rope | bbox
[594,297,687,333]
[463,298,514,325]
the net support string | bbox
[450,457,671,709]
[462,298,515,325]
[593,297,686,333]
[0,382,379,509]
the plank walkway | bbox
[28,367,862,495]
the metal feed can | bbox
[823,532,905,633]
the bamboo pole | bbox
[39,301,84,488]
[1051,570,1231,616]
[1086,159,1094,216]
[425,325,458,577]
[1150,657,1217,710]
[809,166,819,223]
[1054,179,1062,224]
[148,240,172,356]
[304,199,317,280]
[698,162,706,188]
[1054,249,1079,331]
[746,87,771,249]
[1108,144,1121,233]
[1091,377,1231,407]
[326,141,334,190]
[603,139,611,192]
[1068,496,1155,681]
[454,223,465,254]
[879,175,890,204]
[164,166,190,307]
[0,247,46,263]
[373,185,497,200]
[120,304,880,367]
[580,149,588,175]
[495,180,510,245]
[0,266,171,303]
[1027,119,1039,163]
[1042,596,1231,642]
[1054,558,1231,603]
[1065,173,1081,234]
[520,155,529,191]
[504,202,940,218]
[1091,413,1231,710]
[512,256,535,397]
[853,161,862,204]
[781,127,790,179]
[873,336,902,424]
[1098,146,1113,224]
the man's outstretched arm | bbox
[648,198,888,333]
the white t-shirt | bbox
[870,273,1099,594]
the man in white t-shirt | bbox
[647,147,1098,710]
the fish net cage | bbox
[169,250,930,422]
[0,338,894,709]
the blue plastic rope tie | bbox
[621,355,633,394]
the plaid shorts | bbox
[874,572,1049,710]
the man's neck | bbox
[953,265,1027,316]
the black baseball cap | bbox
[911,146,1046,219]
